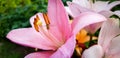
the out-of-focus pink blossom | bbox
[65,0,120,34]
[82,18,120,58]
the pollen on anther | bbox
[43,13,50,29]
[33,15,42,32]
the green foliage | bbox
[0,0,47,39]
[0,41,34,58]
[62,0,72,5]
[0,0,47,58]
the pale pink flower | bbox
[6,0,106,58]
[65,0,120,34]
[82,18,120,58]
[66,0,120,18]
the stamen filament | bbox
[33,14,63,49]
[35,48,38,51]
[39,26,63,48]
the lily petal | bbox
[98,18,120,51]
[99,10,113,18]
[25,51,54,58]
[72,0,90,8]
[65,6,74,17]
[48,0,71,40]
[93,1,109,12]
[71,12,106,35]
[110,54,120,58]
[113,11,120,18]
[67,2,93,17]
[30,13,48,29]
[106,36,120,57]
[107,1,120,10]
[50,35,76,58]
[84,22,102,34]
[82,45,103,58]
[6,28,57,50]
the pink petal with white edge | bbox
[25,51,54,58]
[107,1,120,10]
[99,10,113,18]
[98,18,120,51]
[82,45,104,58]
[84,22,102,34]
[67,2,93,17]
[71,12,106,35]
[113,11,120,18]
[106,52,120,58]
[48,0,71,40]
[67,2,81,17]
[30,13,48,29]
[93,1,109,12]
[72,0,90,8]
[50,35,76,58]
[6,28,57,50]
[29,13,36,28]
[106,36,120,58]
[30,13,42,27]
[65,6,74,17]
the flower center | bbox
[33,15,42,32]
[33,13,63,49]
[33,13,50,32]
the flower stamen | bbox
[33,14,63,48]
[33,15,42,32]
[43,13,50,29]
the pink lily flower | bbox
[82,18,120,58]
[66,0,120,18]
[6,0,106,58]
[65,0,120,34]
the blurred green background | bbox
[0,0,119,58]
[0,0,48,58]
